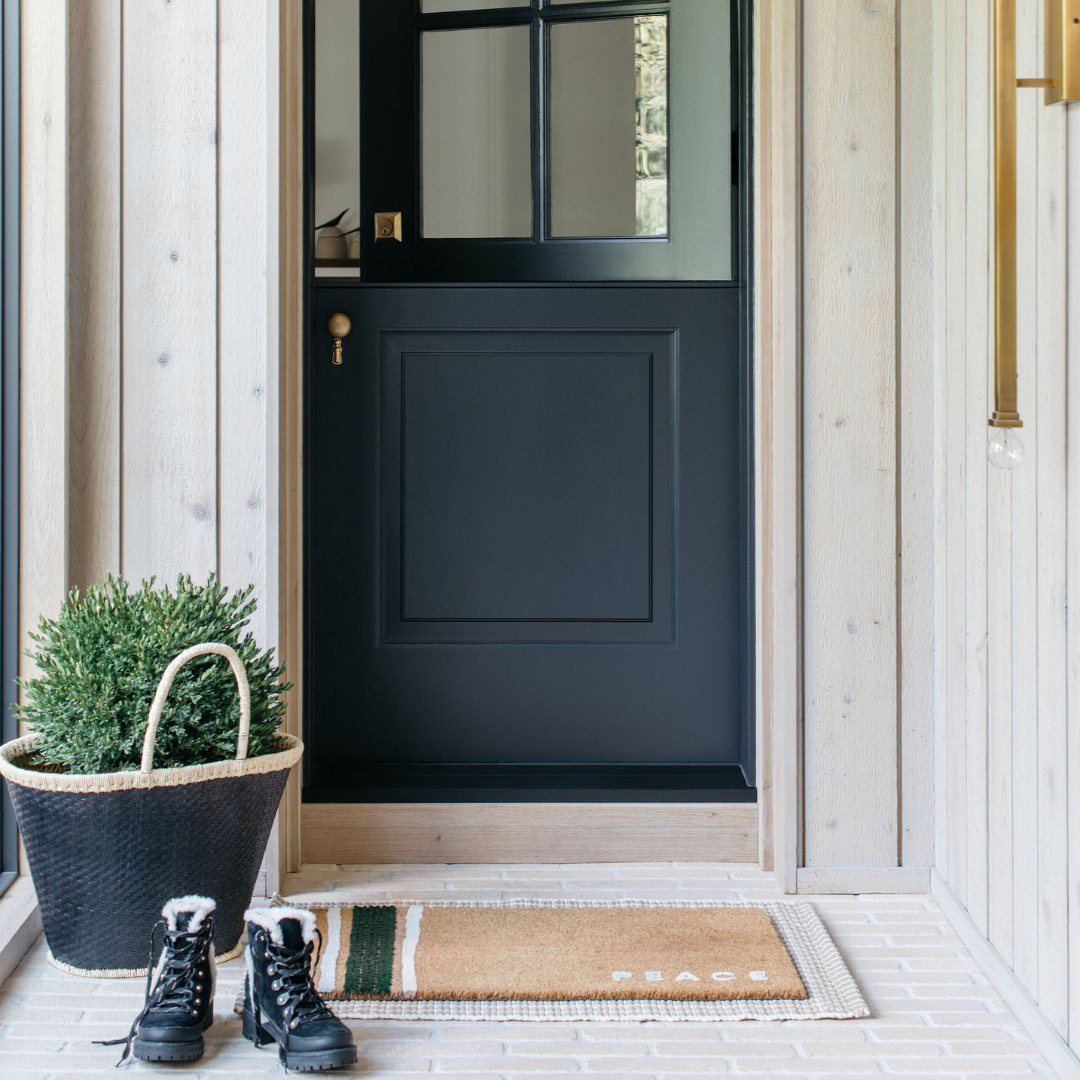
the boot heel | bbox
[242,1007,273,1047]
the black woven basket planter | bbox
[0,642,303,977]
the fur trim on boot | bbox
[243,906,317,947]
[162,895,216,934]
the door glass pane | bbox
[422,26,533,238]
[314,0,361,277]
[549,16,668,238]
[422,0,525,10]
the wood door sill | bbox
[302,802,758,864]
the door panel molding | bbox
[380,330,673,643]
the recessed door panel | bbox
[378,331,673,642]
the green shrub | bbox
[16,575,291,774]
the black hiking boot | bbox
[242,907,357,1072]
[99,895,217,1064]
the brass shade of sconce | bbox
[1041,0,1080,103]
[992,0,1080,438]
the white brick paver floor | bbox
[0,863,1057,1078]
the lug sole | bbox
[282,1045,359,1071]
[133,1036,205,1062]
[243,1007,357,1071]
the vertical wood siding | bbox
[121,0,219,583]
[220,5,277,653]
[802,0,899,867]
[21,0,67,694]
[68,0,120,589]
[935,0,1077,1045]
[755,0,935,880]
[62,2,279,743]
[219,2,281,888]
[898,0,937,872]
[1067,92,1080,1057]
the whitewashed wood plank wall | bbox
[802,0,899,868]
[62,2,280,879]
[776,0,936,885]
[65,1,278,640]
[933,0,1080,1048]
[21,0,67,696]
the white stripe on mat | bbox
[317,906,343,994]
[401,905,424,999]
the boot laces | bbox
[96,916,213,1066]
[153,926,211,1011]
[262,931,332,1030]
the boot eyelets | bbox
[271,980,281,991]
[277,994,288,1006]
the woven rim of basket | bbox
[0,732,303,793]
[48,941,246,979]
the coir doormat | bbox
[246,899,869,1021]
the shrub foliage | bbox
[16,575,291,774]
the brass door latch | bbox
[327,313,351,366]
[374,211,402,242]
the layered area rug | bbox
[243,899,869,1021]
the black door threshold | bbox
[304,764,756,804]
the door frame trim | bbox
[279,0,305,877]
[278,0,801,883]
[752,0,801,891]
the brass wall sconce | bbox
[991,0,1080,466]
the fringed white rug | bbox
[237,899,868,1022]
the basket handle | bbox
[141,642,252,774]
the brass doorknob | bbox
[327,313,351,366]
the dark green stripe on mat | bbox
[343,905,397,995]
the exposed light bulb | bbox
[988,427,1024,470]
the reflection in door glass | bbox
[422,26,533,238]
[549,16,668,238]
[422,0,525,9]
[314,0,361,278]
